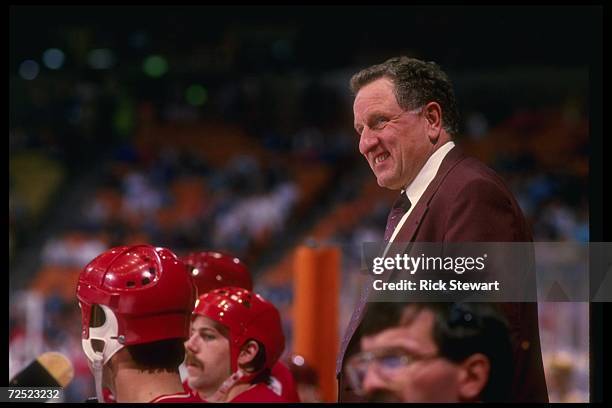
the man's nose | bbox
[184,334,198,352]
[362,365,387,395]
[359,128,378,155]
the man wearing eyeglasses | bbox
[345,302,513,403]
[339,56,548,402]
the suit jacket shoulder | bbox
[399,146,533,243]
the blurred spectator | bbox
[465,111,489,140]
[41,233,107,268]
[546,351,588,403]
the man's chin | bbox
[187,375,204,390]
[376,176,402,191]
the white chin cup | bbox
[81,304,124,402]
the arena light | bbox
[87,48,115,70]
[185,84,208,106]
[292,355,305,366]
[143,55,168,78]
[42,48,65,70]
[19,60,39,80]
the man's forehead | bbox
[353,78,400,118]
[355,78,396,102]
[361,307,437,352]
[191,315,218,330]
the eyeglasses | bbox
[344,347,439,396]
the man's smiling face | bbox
[353,77,433,190]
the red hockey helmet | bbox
[182,251,252,296]
[192,287,284,374]
[76,245,196,366]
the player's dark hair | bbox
[127,339,185,372]
[240,339,271,384]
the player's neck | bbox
[196,385,217,401]
[226,382,256,402]
[113,369,184,402]
[197,382,255,402]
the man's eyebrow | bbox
[194,327,217,334]
[366,110,387,118]
[399,341,423,352]
[363,342,421,357]
[354,111,387,132]
[385,340,427,355]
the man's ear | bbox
[457,353,490,402]
[423,101,443,144]
[237,340,260,369]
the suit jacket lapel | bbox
[381,145,467,281]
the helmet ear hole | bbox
[91,304,106,328]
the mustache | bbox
[366,390,402,403]
[184,351,203,368]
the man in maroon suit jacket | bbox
[338,56,548,402]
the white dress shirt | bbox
[383,141,455,256]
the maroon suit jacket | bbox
[337,146,549,402]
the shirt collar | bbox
[403,141,455,205]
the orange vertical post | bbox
[293,245,340,402]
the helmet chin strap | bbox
[81,305,124,403]
[92,355,105,403]
[207,368,264,402]
[268,375,282,396]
